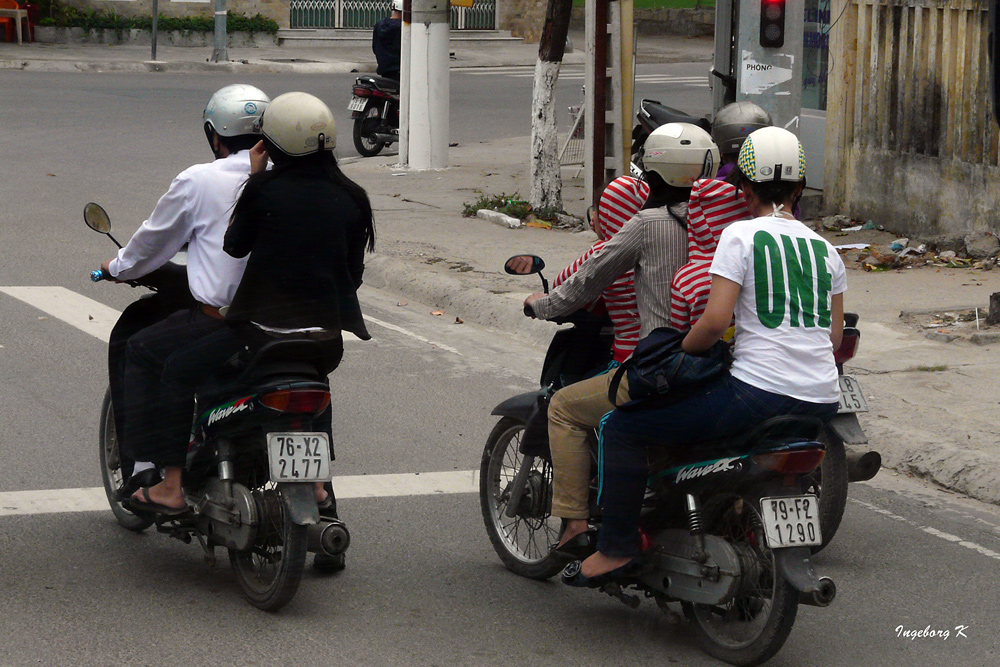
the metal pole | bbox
[408,0,449,170]
[211,0,228,63]
[591,0,608,208]
[151,0,158,61]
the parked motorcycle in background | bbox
[349,75,400,157]
[481,255,842,666]
[86,203,349,611]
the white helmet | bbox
[737,126,806,182]
[392,0,403,10]
[202,84,269,137]
[259,92,337,156]
[641,122,720,187]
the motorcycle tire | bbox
[479,417,565,580]
[683,493,799,667]
[98,387,155,532]
[229,482,308,612]
[353,102,386,157]
[802,428,849,555]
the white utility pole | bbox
[399,0,411,165]
[403,0,450,169]
[211,0,227,63]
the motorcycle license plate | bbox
[837,375,869,413]
[347,96,367,112]
[760,495,822,548]
[266,432,331,482]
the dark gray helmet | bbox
[712,102,773,157]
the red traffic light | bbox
[760,0,786,48]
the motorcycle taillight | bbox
[353,87,369,96]
[752,448,825,474]
[260,389,331,414]
[834,330,860,365]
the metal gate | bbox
[289,0,495,30]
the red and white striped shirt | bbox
[669,179,750,330]
[553,176,649,362]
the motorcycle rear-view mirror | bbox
[84,202,111,234]
[84,202,123,249]
[504,255,545,276]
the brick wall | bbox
[496,0,546,43]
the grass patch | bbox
[911,364,949,372]
[462,192,561,222]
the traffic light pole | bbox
[727,0,805,134]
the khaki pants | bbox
[548,371,630,519]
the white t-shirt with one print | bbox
[710,215,847,403]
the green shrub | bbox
[37,2,279,35]
[462,192,561,222]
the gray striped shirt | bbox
[533,203,688,338]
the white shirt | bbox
[710,215,847,403]
[108,151,252,308]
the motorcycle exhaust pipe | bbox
[374,132,398,144]
[307,519,351,556]
[798,576,837,607]
[846,449,882,482]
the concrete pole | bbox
[399,0,412,165]
[151,0,158,61]
[407,0,450,170]
[211,0,228,63]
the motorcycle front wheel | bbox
[684,494,799,667]
[229,481,308,612]
[353,102,386,157]
[479,417,565,580]
[98,388,155,532]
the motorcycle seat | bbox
[358,74,400,93]
[640,99,711,134]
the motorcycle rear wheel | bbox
[479,418,565,580]
[684,494,799,667]
[353,102,386,157]
[229,483,308,611]
[802,428,848,554]
[98,388,155,532]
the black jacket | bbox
[224,165,372,340]
[372,17,402,79]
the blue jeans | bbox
[595,374,839,558]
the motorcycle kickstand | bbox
[193,533,216,567]
[600,582,641,609]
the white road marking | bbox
[0,286,363,342]
[0,286,119,342]
[851,498,1000,562]
[0,470,480,517]
[363,313,461,355]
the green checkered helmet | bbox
[737,126,805,183]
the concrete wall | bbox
[496,0,546,43]
[53,0,289,29]
[570,6,713,37]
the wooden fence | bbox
[825,0,1000,235]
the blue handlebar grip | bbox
[91,269,107,282]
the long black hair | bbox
[232,140,376,252]
[641,170,691,228]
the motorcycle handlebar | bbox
[90,268,109,282]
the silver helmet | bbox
[712,102,773,157]
[202,84,270,138]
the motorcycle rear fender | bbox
[278,483,319,525]
[772,546,829,598]
[828,412,868,445]
[490,389,544,422]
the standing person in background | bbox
[373,0,403,80]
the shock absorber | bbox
[685,494,708,563]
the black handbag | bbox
[608,327,732,409]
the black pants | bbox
[122,308,229,467]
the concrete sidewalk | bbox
[0,29,713,73]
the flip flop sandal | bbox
[114,468,162,502]
[129,487,189,516]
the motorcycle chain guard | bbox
[638,528,741,605]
